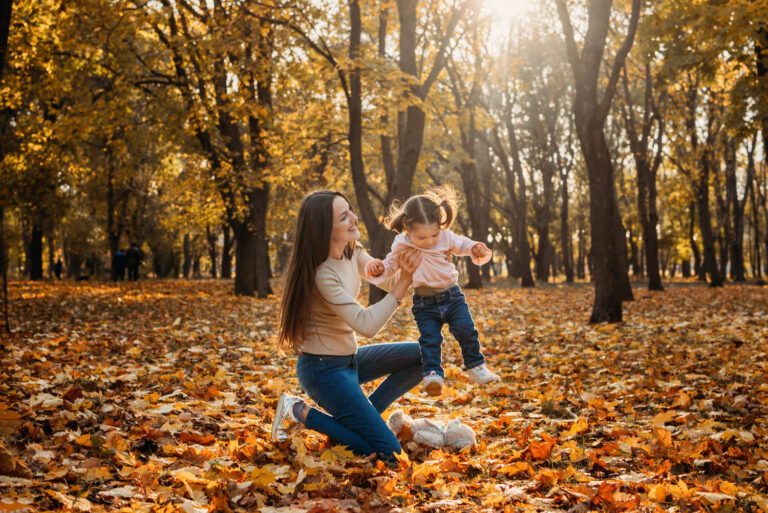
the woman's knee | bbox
[376,431,402,459]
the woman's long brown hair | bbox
[277,191,355,354]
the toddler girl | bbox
[366,186,500,396]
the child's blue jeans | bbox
[411,285,485,377]
[296,342,423,462]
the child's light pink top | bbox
[367,229,491,290]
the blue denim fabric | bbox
[411,285,485,377]
[296,342,423,461]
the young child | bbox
[366,186,500,396]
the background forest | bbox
[2,2,768,511]
[1,0,767,321]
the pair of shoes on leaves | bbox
[387,409,476,451]
[423,365,501,397]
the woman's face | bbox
[330,195,359,251]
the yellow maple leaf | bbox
[562,418,589,439]
[651,410,678,426]
[319,445,355,464]
[74,433,92,447]
[719,481,738,496]
[648,483,667,502]
[250,466,276,489]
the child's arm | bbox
[365,244,403,285]
[365,259,385,278]
[447,230,493,266]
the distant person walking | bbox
[126,242,144,281]
[54,258,63,280]
[112,249,126,281]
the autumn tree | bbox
[619,57,665,290]
[125,0,281,297]
[555,0,640,322]
[0,0,14,330]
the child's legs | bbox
[445,295,485,370]
[412,303,445,377]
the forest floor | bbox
[1,279,767,512]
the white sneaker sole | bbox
[424,380,443,396]
[466,372,500,385]
[271,394,290,442]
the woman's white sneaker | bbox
[466,364,500,384]
[271,393,302,442]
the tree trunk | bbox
[577,223,586,279]
[47,231,55,278]
[715,164,730,281]
[221,223,233,279]
[106,163,126,260]
[555,0,640,321]
[29,223,43,280]
[628,227,639,276]
[192,255,200,279]
[206,224,217,279]
[0,0,11,330]
[348,1,387,303]
[749,158,762,281]
[689,201,703,279]
[183,233,191,278]
[620,61,664,291]
[560,171,574,282]
[0,206,9,333]
[757,27,768,217]
[682,259,691,278]
[581,128,626,321]
[638,156,664,290]
[501,119,534,288]
[696,169,722,287]
[535,224,550,282]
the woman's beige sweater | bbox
[299,247,400,355]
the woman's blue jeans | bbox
[296,342,423,461]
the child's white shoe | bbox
[423,371,444,396]
[465,364,500,384]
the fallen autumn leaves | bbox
[0,280,767,512]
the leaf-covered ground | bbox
[1,280,767,512]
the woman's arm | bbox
[316,270,399,338]
[318,249,420,338]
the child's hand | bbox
[366,259,385,277]
[471,243,490,259]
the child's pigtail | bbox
[388,213,406,233]
[438,200,455,229]
[385,201,407,233]
[427,185,458,229]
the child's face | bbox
[406,222,441,249]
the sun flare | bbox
[482,0,535,24]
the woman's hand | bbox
[398,248,422,279]
[390,248,421,302]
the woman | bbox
[272,190,424,464]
